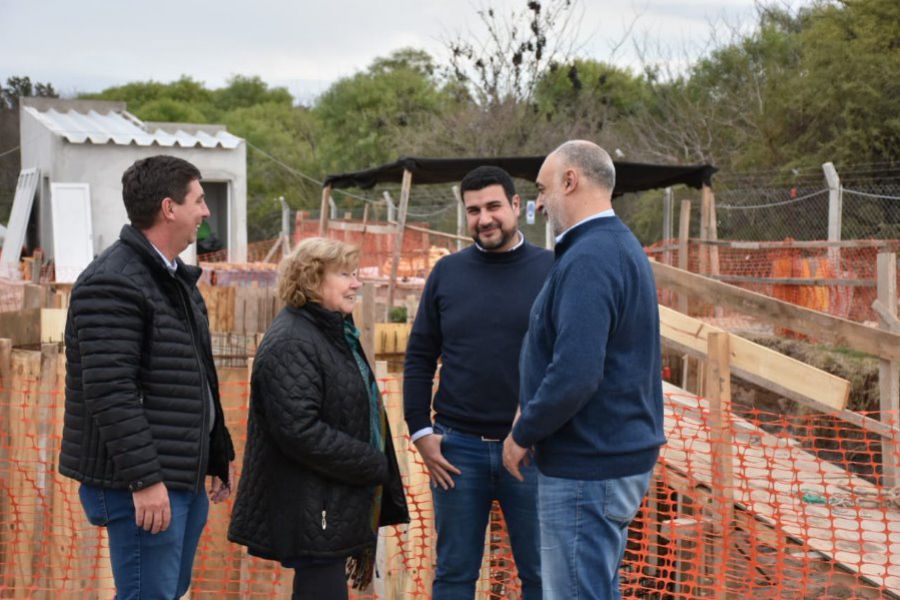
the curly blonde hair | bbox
[277,237,360,308]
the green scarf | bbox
[342,319,387,588]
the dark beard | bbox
[473,228,512,250]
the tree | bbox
[445,0,580,106]
[312,48,449,173]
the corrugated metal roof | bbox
[24,106,243,149]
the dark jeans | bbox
[431,423,541,600]
[78,483,208,600]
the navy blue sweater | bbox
[404,241,554,439]
[512,217,666,480]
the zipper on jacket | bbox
[175,281,210,495]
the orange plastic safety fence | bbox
[1,349,899,599]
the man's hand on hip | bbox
[133,481,171,534]
[412,433,461,491]
[503,435,530,482]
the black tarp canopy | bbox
[323,155,716,196]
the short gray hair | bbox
[553,140,616,192]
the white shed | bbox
[12,97,247,277]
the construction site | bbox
[0,146,899,600]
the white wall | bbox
[51,142,247,260]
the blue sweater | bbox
[404,241,554,439]
[511,217,666,480]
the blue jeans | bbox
[431,424,541,600]
[538,470,652,600]
[79,483,209,600]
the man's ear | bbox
[160,197,175,222]
[563,168,578,194]
[511,194,521,214]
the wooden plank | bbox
[700,239,900,250]
[705,186,720,277]
[7,348,41,596]
[706,332,732,600]
[0,308,41,346]
[660,381,900,595]
[40,309,66,343]
[659,305,850,410]
[328,220,397,235]
[700,191,710,275]
[877,252,900,489]
[711,274,875,287]
[23,284,48,309]
[652,261,900,362]
[403,222,470,242]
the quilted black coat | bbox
[59,225,234,493]
[228,303,409,561]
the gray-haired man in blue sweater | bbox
[503,141,666,600]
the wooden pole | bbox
[705,186,720,277]
[706,331,733,599]
[387,170,412,311]
[877,252,900,488]
[678,200,692,314]
[360,283,376,365]
[662,188,673,266]
[318,185,333,236]
[699,192,710,276]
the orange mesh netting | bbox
[1,350,898,599]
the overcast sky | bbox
[1,0,764,104]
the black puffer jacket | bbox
[228,303,409,561]
[59,225,234,493]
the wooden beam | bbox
[387,169,412,310]
[877,252,900,488]
[699,190,710,276]
[652,260,900,362]
[402,222,470,242]
[706,332,733,600]
[711,274,875,287]
[0,308,41,346]
[699,239,899,250]
[705,186,720,277]
[318,184,332,236]
[327,220,397,235]
[659,305,850,410]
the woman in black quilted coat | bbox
[228,237,409,599]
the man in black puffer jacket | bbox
[60,155,235,600]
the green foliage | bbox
[312,48,449,173]
[213,75,293,111]
[534,60,650,123]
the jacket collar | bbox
[554,215,624,258]
[288,302,350,342]
[119,225,202,286]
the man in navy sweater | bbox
[404,166,553,600]
[503,141,666,600]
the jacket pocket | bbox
[78,483,109,526]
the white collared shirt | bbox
[474,230,524,253]
[555,209,616,245]
[150,243,178,276]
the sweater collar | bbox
[470,236,533,263]
[119,224,202,286]
[554,216,624,258]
